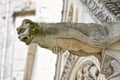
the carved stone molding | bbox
[81,0,120,22]
[61,53,120,80]
[61,54,78,80]
[69,56,101,80]
[61,41,120,80]
[101,55,120,80]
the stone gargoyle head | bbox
[17,19,43,45]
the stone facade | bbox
[2,0,120,80]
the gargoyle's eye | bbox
[18,28,25,34]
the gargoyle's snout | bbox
[18,35,29,41]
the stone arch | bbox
[68,56,101,80]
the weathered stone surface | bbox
[17,19,120,55]
[17,19,120,54]
[68,56,106,80]
[17,19,120,80]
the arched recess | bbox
[68,56,104,80]
[68,4,73,22]
[75,8,78,22]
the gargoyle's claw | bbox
[52,47,64,54]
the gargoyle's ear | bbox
[22,19,33,24]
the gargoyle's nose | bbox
[16,27,20,34]
[16,27,19,31]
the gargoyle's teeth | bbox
[18,36,29,41]
[23,37,28,41]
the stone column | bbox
[2,0,14,80]
[24,43,37,80]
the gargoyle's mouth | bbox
[18,36,30,45]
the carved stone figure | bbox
[17,19,120,80]
[17,19,120,55]
[15,20,112,52]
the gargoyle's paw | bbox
[91,42,102,47]
[52,47,64,54]
[91,41,102,45]
[93,40,106,47]
[88,40,103,47]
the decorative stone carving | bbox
[81,0,120,22]
[17,19,120,52]
[68,56,106,80]
[63,54,120,80]
[17,19,120,80]
[61,54,78,80]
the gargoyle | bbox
[16,19,120,55]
